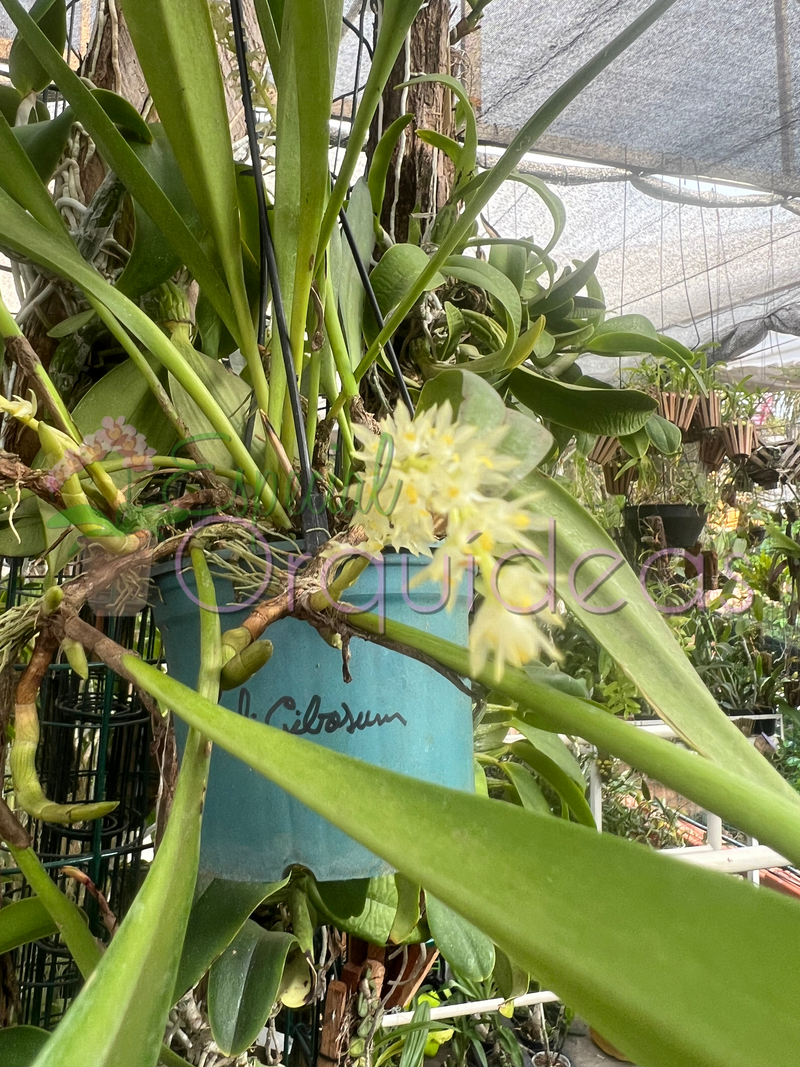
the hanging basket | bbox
[698,430,727,472]
[151,550,474,883]
[657,391,698,432]
[588,435,620,466]
[690,390,721,434]
[721,419,755,461]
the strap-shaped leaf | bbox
[124,661,800,1067]
[1,0,238,340]
[509,365,656,437]
[369,113,415,215]
[0,111,66,236]
[208,920,298,1057]
[122,0,251,346]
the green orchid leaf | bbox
[528,253,600,317]
[417,367,506,430]
[174,876,289,1001]
[310,875,399,943]
[116,125,204,300]
[47,309,97,338]
[509,365,656,436]
[208,920,298,1057]
[416,128,464,167]
[0,495,47,558]
[0,1026,50,1067]
[510,720,586,790]
[368,113,415,215]
[509,740,594,826]
[0,896,58,953]
[523,663,590,700]
[127,657,800,1067]
[399,74,477,188]
[645,412,682,454]
[488,241,528,293]
[1,0,238,339]
[313,878,370,920]
[500,761,551,816]
[338,178,375,366]
[505,171,566,254]
[364,243,446,342]
[0,110,66,236]
[28,721,210,1067]
[12,106,75,184]
[425,894,495,982]
[90,89,153,144]
[122,0,251,341]
[499,407,554,478]
[0,84,22,124]
[268,0,344,432]
[442,254,521,366]
[8,0,66,96]
[391,874,422,944]
[493,947,530,1000]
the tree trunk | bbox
[366,0,455,245]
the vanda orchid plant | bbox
[0,1,799,1066]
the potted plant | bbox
[718,377,763,460]
[2,3,800,1067]
[621,450,714,550]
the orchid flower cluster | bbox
[350,402,558,680]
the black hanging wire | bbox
[229,0,330,550]
[338,207,415,416]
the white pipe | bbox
[666,843,790,874]
[380,990,561,1028]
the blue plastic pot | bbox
[151,550,473,882]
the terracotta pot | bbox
[657,391,698,432]
[721,419,755,461]
[588,435,620,466]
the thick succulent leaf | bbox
[510,720,586,789]
[488,241,528,293]
[390,874,422,944]
[528,253,600,317]
[174,876,288,1001]
[0,896,58,953]
[8,0,66,95]
[493,947,530,1000]
[509,365,656,436]
[90,89,153,144]
[311,875,399,943]
[208,920,298,1057]
[0,1026,50,1067]
[132,662,800,1067]
[0,84,22,124]
[504,171,566,254]
[12,106,75,183]
[500,761,551,815]
[509,740,595,826]
[425,894,495,982]
[418,366,506,429]
[0,495,47,558]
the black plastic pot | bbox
[622,503,707,550]
[726,708,778,737]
